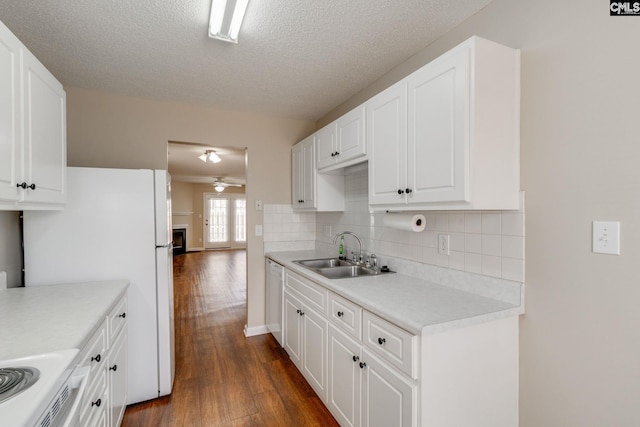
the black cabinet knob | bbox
[352,355,359,362]
[337,311,344,317]
[405,188,412,194]
[91,354,101,363]
[110,365,118,372]
[397,189,404,195]
[359,362,367,369]
[378,337,386,345]
[92,398,102,407]
[16,182,36,190]
[118,312,126,319]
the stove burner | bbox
[0,367,40,404]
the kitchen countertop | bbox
[0,280,129,360]
[266,250,523,335]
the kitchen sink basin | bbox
[294,258,353,268]
[293,258,393,279]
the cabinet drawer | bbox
[108,295,127,344]
[363,311,418,379]
[79,319,107,378]
[328,292,362,339]
[285,270,328,316]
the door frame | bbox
[202,192,247,250]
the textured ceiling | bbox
[0,0,495,121]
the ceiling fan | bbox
[211,177,243,192]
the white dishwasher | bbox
[265,258,284,346]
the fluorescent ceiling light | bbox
[209,0,249,43]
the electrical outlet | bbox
[438,234,450,255]
[255,200,263,211]
[592,221,620,255]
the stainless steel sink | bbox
[293,258,393,279]
[294,258,354,268]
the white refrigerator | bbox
[23,167,176,405]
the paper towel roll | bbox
[383,213,426,232]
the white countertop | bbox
[0,280,129,360]
[266,250,523,335]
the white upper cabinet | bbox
[317,106,366,172]
[0,20,66,210]
[292,135,344,211]
[367,80,408,205]
[368,36,520,211]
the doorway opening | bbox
[204,193,246,249]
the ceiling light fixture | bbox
[208,0,249,43]
[199,150,221,164]
[214,185,225,192]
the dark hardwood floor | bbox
[121,250,339,427]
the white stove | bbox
[0,349,80,427]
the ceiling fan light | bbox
[198,153,208,162]
[208,152,222,163]
[214,185,225,192]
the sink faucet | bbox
[333,231,363,263]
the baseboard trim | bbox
[244,324,269,337]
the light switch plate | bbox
[255,200,263,211]
[255,224,263,237]
[438,234,450,255]
[592,221,620,255]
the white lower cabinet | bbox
[278,263,519,427]
[328,324,417,427]
[79,293,128,427]
[361,348,417,427]
[283,280,329,401]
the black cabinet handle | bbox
[16,182,36,190]
[405,188,412,194]
[110,365,118,372]
[91,354,101,363]
[296,309,300,314]
[299,311,305,316]
[378,337,386,345]
[352,355,359,362]
[91,398,102,407]
[397,189,404,195]
[337,311,344,317]
[118,312,126,319]
[335,151,340,156]
[359,362,367,369]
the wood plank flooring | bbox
[121,250,339,427]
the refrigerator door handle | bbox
[156,244,173,249]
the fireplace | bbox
[172,228,187,255]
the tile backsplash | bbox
[264,169,524,283]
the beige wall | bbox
[319,0,640,425]
[66,87,315,330]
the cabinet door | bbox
[336,106,366,166]
[407,47,469,204]
[0,22,22,203]
[328,325,362,427]
[301,137,316,209]
[284,290,303,369]
[108,330,128,427]
[302,305,328,402]
[361,349,417,427]
[292,142,303,206]
[316,123,337,170]
[22,47,66,204]
[367,81,407,205]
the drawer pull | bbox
[352,355,359,362]
[92,398,102,407]
[110,364,118,372]
[337,311,344,317]
[299,311,305,316]
[359,362,367,369]
[91,354,101,363]
[118,312,126,318]
[377,337,386,345]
